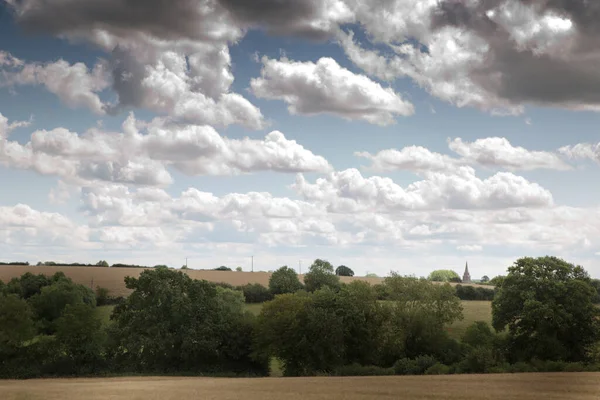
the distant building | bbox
[462,262,471,283]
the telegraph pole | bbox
[251,256,254,272]
[299,260,302,275]
[185,257,188,268]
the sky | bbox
[1,0,600,279]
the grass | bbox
[1,373,600,399]
[446,300,493,339]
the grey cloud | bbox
[431,0,600,109]
[7,0,238,42]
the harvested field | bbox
[0,265,491,297]
[1,373,599,400]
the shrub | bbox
[563,362,586,372]
[425,363,451,375]
[394,355,437,375]
[214,266,232,271]
[335,363,394,376]
[508,361,537,373]
[239,283,273,303]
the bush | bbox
[425,363,451,375]
[335,363,394,376]
[394,355,437,375]
[214,266,232,271]
[563,362,586,372]
[239,283,273,303]
[508,361,537,373]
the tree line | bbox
[1,256,599,378]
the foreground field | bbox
[0,265,490,297]
[1,373,599,400]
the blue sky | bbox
[1,0,600,278]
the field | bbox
[0,265,491,297]
[2,374,600,400]
[99,300,493,340]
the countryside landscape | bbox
[3,0,600,398]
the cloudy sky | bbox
[1,0,600,278]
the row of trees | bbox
[1,256,599,378]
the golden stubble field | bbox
[0,265,490,297]
[1,373,600,400]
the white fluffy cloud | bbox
[251,56,414,125]
[0,52,111,114]
[356,146,460,173]
[0,112,331,186]
[448,137,572,171]
[357,137,571,173]
[292,166,554,213]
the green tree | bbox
[109,268,266,374]
[0,294,35,349]
[462,321,495,349]
[236,266,243,272]
[428,269,461,282]
[55,303,106,371]
[383,274,464,362]
[492,256,600,362]
[365,273,379,278]
[335,265,354,277]
[268,266,303,295]
[239,283,273,303]
[29,279,96,334]
[214,266,232,271]
[96,260,109,267]
[304,259,340,292]
[6,272,51,299]
[481,275,490,283]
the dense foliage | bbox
[335,265,354,276]
[0,256,599,379]
[492,256,600,363]
[428,269,461,282]
[268,266,304,295]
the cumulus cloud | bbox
[0,53,111,114]
[356,146,460,173]
[250,56,414,126]
[558,142,600,164]
[0,112,331,186]
[357,137,571,173]
[449,137,572,171]
[292,167,554,213]
[336,0,600,115]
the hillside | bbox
[0,265,491,297]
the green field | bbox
[98,300,493,341]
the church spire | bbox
[462,261,471,283]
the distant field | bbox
[2,374,600,400]
[0,265,491,297]
[99,300,493,341]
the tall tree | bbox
[304,259,340,292]
[269,266,303,295]
[492,256,600,362]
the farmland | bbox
[2,373,600,400]
[0,265,490,297]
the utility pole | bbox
[299,260,302,275]
[185,257,188,268]
[251,256,254,272]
